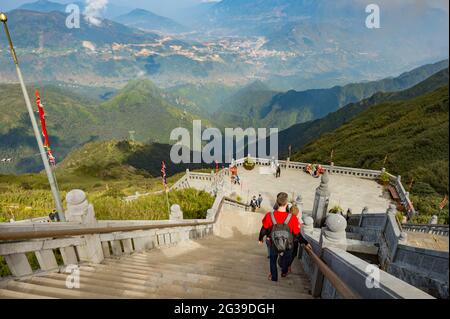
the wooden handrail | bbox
[304,245,361,299]
[0,220,214,241]
[0,197,252,241]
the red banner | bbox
[35,90,50,149]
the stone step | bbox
[0,288,56,299]
[5,280,113,299]
[117,255,307,285]
[104,258,302,287]
[81,263,308,296]
[22,276,161,299]
[46,272,250,299]
[78,265,310,299]
[100,259,308,295]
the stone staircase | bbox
[0,208,312,299]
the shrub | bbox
[329,205,343,214]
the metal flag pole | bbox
[0,12,65,221]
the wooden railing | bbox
[304,245,361,299]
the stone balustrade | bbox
[345,205,449,299]
[299,212,434,299]
[0,189,251,280]
[401,224,449,237]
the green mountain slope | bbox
[59,140,207,179]
[97,79,208,143]
[0,84,99,173]
[215,80,279,127]
[221,60,449,130]
[291,86,449,223]
[165,83,239,118]
[278,68,449,155]
[0,79,209,174]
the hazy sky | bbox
[0,0,219,16]
[1,0,448,18]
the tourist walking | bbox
[259,192,300,281]
[250,196,258,212]
[275,164,281,178]
[257,194,263,208]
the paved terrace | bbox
[188,166,393,215]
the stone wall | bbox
[388,244,449,299]
[300,231,433,299]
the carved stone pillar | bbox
[312,172,330,228]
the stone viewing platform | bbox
[187,161,393,215]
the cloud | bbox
[84,0,108,26]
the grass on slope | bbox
[292,86,449,224]
[278,68,449,156]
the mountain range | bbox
[1,1,448,91]
[278,67,450,157]
[116,9,187,34]
[218,59,449,130]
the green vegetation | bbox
[0,139,217,222]
[329,205,344,214]
[0,79,210,174]
[0,171,214,222]
[221,61,449,131]
[277,68,449,156]
[292,85,449,224]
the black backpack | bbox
[270,212,294,254]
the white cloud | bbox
[84,0,108,26]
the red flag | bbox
[215,160,219,175]
[161,161,167,188]
[35,90,50,149]
[440,195,448,210]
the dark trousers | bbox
[289,240,299,266]
[269,244,292,281]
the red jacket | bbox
[261,210,300,236]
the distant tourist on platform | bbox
[48,209,59,222]
[275,164,281,178]
[257,194,263,208]
[250,196,258,212]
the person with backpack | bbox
[258,192,300,281]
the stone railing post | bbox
[65,190,104,264]
[312,214,348,298]
[170,204,184,221]
[320,214,348,251]
[359,206,368,227]
[295,195,304,224]
[312,172,330,228]
[429,215,438,225]
[302,216,314,235]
